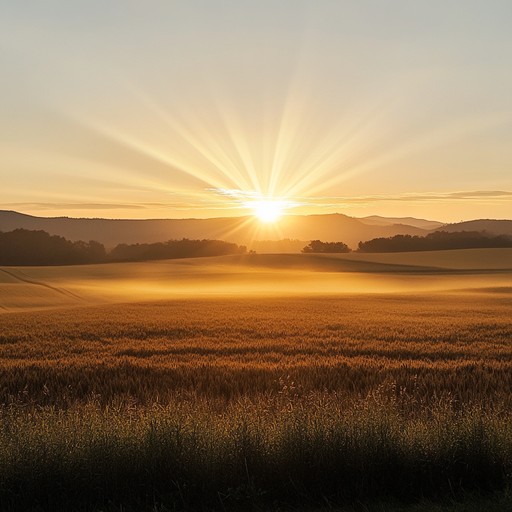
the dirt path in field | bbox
[0,268,83,301]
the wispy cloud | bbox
[447,191,512,198]
[1,199,254,213]
[210,188,512,208]
[208,189,260,200]
[3,190,511,216]
[209,188,302,214]
[1,203,149,211]
[292,190,512,208]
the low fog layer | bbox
[1,250,512,312]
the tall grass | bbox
[1,393,511,511]
[1,294,511,509]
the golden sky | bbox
[1,1,511,222]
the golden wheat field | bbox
[1,249,512,405]
[1,250,512,510]
[2,293,512,406]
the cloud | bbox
[292,190,512,208]
[447,191,512,198]
[209,188,303,208]
[1,200,251,213]
[208,189,260,200]
[208,188,512,209]
[3,190,511,216]
[1,203,149,211]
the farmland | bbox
[1,250,512,510]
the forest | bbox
[357,230,512,252]
[0,229,246,265]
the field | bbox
[2,248,512,312]
[1,250,512,511]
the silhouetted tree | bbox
[0,229,107,265]
[302,240,351,253]
[0,230,247,265]
[109,238,246,262]
[357,231,512,253]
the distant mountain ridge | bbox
[361,215,445,230]
[0,210,510,251]
[438,219,512,236]
[0,210,428,249]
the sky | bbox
[1,0,511,222]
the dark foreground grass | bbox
[1,394,511,511]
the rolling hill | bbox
[0,210,429,249]
[2,211,511,251]
[438,219,512,236]
[361,215,445,230]
[2,250,512,312]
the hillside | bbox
[361,215,445,230]
[438,219,512,236]
[0,210,429,249]
[0,211,251,248]
[1,250,512,312]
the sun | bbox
[250,200,286,223]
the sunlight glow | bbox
[249,200,289,223]
[59,67,506,223]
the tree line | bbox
[357,231,512,252]
[110,239,246,262]
[302,231,512,254]
[2,229,511,265]
[0,229,246,265]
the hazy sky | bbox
[1,0,511,221]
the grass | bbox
[1,294,512,405]
[1,395,511,511]
[1,255,512,510]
